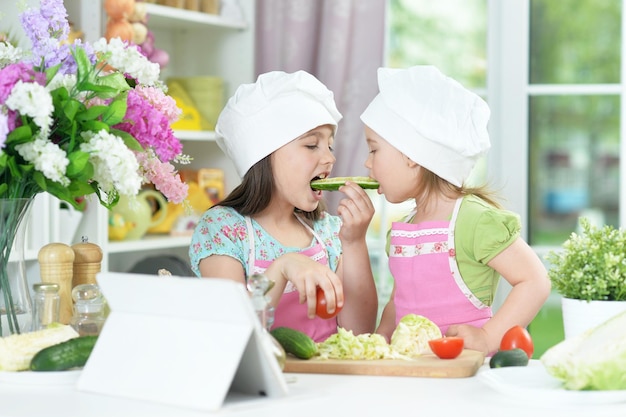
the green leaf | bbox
[33,171,47,191]
[73,47,93,84]
[81,120,110,134]
[101,98,127,126]
[66,151,90,177]
[98,72,132,92]
[6,125,33,145]
[45,63,61,85]
[111,129,143,152]
[58,98,82,122]
[76,105,108,122]
[7,156,24,179]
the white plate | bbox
[478,364,626,405]
[0,370,81,386]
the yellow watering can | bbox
[111,190,168,240]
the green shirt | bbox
[387,195,521,305]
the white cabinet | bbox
[20,0,254,276]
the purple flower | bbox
[19,0,73,72]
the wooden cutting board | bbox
[283,349,485,378]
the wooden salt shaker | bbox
[38,243,75,324]
[71,236,103,288]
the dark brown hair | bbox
[217,155,325,221]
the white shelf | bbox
[107,235,192,254]
[145,3,247,30]
[174,130,219,141]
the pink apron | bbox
[245,215,337,342]
[389,198,491,335]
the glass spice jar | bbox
[70,283,106,336]
[31,282,61,332]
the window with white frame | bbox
[376,0,624,352]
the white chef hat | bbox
[216,70,343,178]
[360,65,490,187]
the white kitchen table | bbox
[0,362,623,417]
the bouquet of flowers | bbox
[1,0,189,206]
[0,0,189,334]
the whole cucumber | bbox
[270,327,318,359]
[489,348,530,368]
[30,335,98,372]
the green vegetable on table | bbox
[30,335,98,372]
[270,327,318,360]
[489,348,529,368]
[541,310,626,390]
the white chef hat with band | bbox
[216,70,343,178]
[360,65,491,187]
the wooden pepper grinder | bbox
[71,236,103,288]
[38,243,75,324]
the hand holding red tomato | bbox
[315,286,342,319]
[500,325,534,358]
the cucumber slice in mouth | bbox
[310,176,380,191]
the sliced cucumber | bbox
[310,176,379,191]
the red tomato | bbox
[315,287,342,319]
[428,337,464,359]
[500,325,534,358]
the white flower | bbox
[92,37,160,86]
[80,130,143,199]
[0,112,8,150]
[5,81,53,139]
[15,138,70,186]
[46,73,77,93]
[0,43,23,68]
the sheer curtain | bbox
[255,0,386,212]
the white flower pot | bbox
[561,297,626,339]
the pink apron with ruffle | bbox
[389,198,491,335]
[246,215,337,342]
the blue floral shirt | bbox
[189,206,343,277]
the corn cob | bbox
[0,323,79,371]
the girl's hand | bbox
[337,181,375,243]
[446,324,490,355]
[266,253,344,318]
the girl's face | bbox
[364,125,419,203]
[271,124,336,212]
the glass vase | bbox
[0,198,34,335]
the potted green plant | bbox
[545,217,626,339]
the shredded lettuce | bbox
[541,310,626,390]
[316,314,441,360]
[317,328,396,360]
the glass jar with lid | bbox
[31,282,61,332]
[70,283,106,336]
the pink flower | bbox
[135,151,188,204]
[0,63,46,103]
[115,89,182,162]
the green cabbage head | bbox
[390,314,442,357]
[541,309,626,390]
